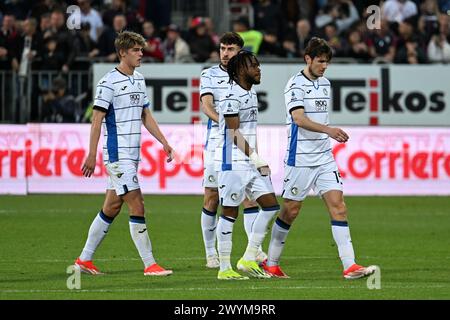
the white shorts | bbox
[218,169,274,207]
[282,161,343,201]
[105,161,140,196]
[203,150,218,188]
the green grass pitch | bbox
[0,195,449,300]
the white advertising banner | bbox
[93,63,450,126]
[1,124,449,195]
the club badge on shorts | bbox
[231,193,238,201]
[291,187,298,195]
[208,175,215,183]
[133,176,138,183]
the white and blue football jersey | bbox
[215,82,259,171]
[284,71,333,167]
[200,65,230,153]
[93,68,149,163]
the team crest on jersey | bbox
[130,94,140,105]
[323,88,328,95]
[291,187,298,195]
[290,91,296,101]
[96,89,102,99]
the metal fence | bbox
[0,69,91,124]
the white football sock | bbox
[267,217,291,267]
[80,211,113,261]
[201,208,217,257]
[331,220,356,270]
[129,216,156,268]
[216,215,236,271]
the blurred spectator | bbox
[259,30,288,57]
[142,20,164,62]
[438,0,450,12]
[39,12,52,37]
[0,14,21,71]
[2,0,29,20]
[233,17,264,54]
[322,22,345,56]
[73,22,98,58]
[40,36,65,70]
[295,18,313,57]
[420,0,441,44]
[382,0,419,24]
[162,24,192,63]
[280,0,312,36]
[94,14,127,62]
[204,17,220,46]
[187,17,217,62]
[42,77,78,123]
[367,19,397,63]
[343,28,372,62]
[394,18,427,63]
[46,9,76,72]
[17,17,43,72]
[253,0,282,39]
[103,0,143,32]
[427,13,450,62]
[76,0,104,42]
[315,0,360,35]
[30,0,58,22]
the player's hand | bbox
[327,127,349,143]
[163,144,174,163]
[82,154,96,177]
[258,166,271,176]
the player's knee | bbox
[330,202,347,219]
[203,189,219,211]
[280,204,300,224]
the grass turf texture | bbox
[0,195,449,300]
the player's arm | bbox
[290,108,349,143]
[201,93,219,123]
[82,108,106,177]
[224,114,270,176]
[141,107,174,162]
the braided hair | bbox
[227,50,259,85]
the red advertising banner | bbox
[0,124,449,195]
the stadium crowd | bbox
[1,0,450,122]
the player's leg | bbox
[237,172,278,278]
[216,171,249,280]
[75,185,123,275]
[241,198,267,263]
[122,188,173,276]
[263,165,313,277]
[201,167,220,268]
[318,163,375,279]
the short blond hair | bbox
[114,31,146,59]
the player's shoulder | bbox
[98,68,124,86]
[201,64,226,78]
[319,76,331,86]
[133,70,145,81]
[285,72,306,91]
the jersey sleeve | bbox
[143,92,150,109]
[93,77,114,110]
[285,85,305,114]
[220,97,240,117]
[200,69,213,97]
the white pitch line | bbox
[0,284,447,294]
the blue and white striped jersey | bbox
[93,68,150,163]
[215,82,259,171]
[200,65,230,153]
[284,71,333,167]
